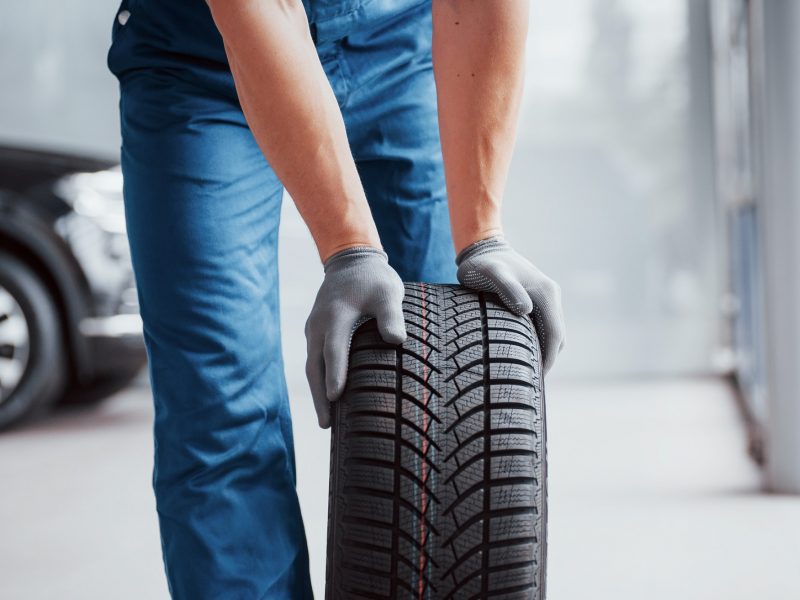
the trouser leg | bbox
[118,69,312,600]
[334,2,457,284]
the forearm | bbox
[207,0,380,260]
[432,0,530,252]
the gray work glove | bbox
[305,246,406,428]
[456,235,566,373]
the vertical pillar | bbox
[753,0,800,493]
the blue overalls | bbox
[107,1,455,597]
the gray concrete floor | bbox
[1,375,798,599]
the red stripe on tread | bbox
[418,284,429,600]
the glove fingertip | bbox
[510,302,532,317]
[326,378,345,402]
[503,294,533,316]
[491,279,533,316]
[378,321,407,345]
[542,354,553,375]
[384,329,407,345]
[542,338,563,375]
[313,392,331,428]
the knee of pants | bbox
[117,70,295,489]
[125,187,291,500]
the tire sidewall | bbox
[0,253,66,429]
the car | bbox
[0,143,146,429]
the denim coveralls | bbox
[107,0,455,597]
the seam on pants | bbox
[334,42,353,109]
[336,0,432,113]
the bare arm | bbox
[207,0,409,424]
[206,0,380,260]
[432,0,530,253]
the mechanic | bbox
[107,0,565,597]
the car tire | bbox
[327,283,547,599]
[0,252,67,429]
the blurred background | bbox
[1,0,799,598]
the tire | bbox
[0,252,67,430]
[327,283,547,599]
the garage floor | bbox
[1,375,798,599]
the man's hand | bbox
[306,247,406,428]
[457,236,565,374]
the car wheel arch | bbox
[0,212,95,383]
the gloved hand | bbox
[305,246,406,428]
[456,235,566,373]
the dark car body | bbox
[0,143,145,424]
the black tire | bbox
[327,283,547,599]
[0,252,67,429]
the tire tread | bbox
[327,284,546,599]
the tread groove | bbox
[441,504,537,546]
[350,345,442,375]
[442,479,537,519]
[341,515,440,568]
[389,346,402,599]
[440,537,537,581]
[444,357,534,382]
[444,380,535,409]
[344,430,443,469]
[349,363,442,398]
[446,337,533,361]
[444,401,536,434]
[444,449,537,485]
[403,297,441,318]
[443,427,536,463]
[444,559,536,600]
[342,485,440,532]
[479,292,492,598]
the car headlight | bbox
[53,167,139,318]
[54,167,126,231]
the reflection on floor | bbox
[0,377,797,599]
